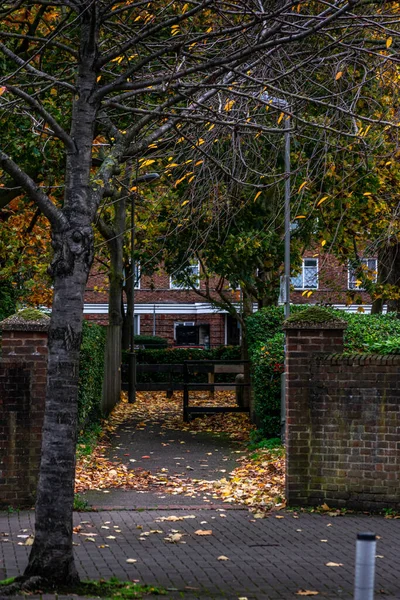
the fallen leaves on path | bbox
[75,391,285,512]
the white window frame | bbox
[174,321,195,341]
[291,258,319,290]
[170,260,200,289]
[348,258,377,290]
[134,314,140,335]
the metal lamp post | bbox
[128,172,160,404]
[261,93,291,318]
[261,93,291,441]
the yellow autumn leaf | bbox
[277,112,284,124]
[386,37,393,49]
[335,71,343,80]
[321,240,327,247]
[307,290,313,297]
[50,88,57,96]
[224,100,235,111]
[207,123,215,131]
[181,200,189,206]
[188,175,195,183]
[196,139,205,146]
[97,76,102,82]
[317,196,329,207]
[195,160,203,166]
[294,215,306,219]
[254,191,262,202]
[301,290,308,297]
[363,192,372,196]
[139,159,156,168]
[0,86,7,96]
[297,181,308,193]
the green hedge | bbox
[0,282,15,322]
[134,335,168,348]
[124,345,241,384]
[246,306,400,439]
[78,320,106,429]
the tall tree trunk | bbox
[24,6,100,582]
[241,290,254,417]
[102,237,124,413]
[24,224,94,583]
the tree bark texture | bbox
[24,224,94,583]
[24,6,100,581]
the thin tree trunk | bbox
[102,233,124,413]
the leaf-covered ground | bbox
[75,392,285,513]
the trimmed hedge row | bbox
[246,306,400,439]
[78,320,106,429]
[125,345,242,384]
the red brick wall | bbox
[291,251,373,305]
[285,323,400,511]
[0,327,48,507]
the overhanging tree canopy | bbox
[1,0,399,590]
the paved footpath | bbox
[1,400,400,599]
[1,509,399,599]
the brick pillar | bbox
[0,312,50,507]
[283,309,347,506]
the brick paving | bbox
[2,402,400,599]
[1,509,399,599]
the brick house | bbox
[84,252,378,347]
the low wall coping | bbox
[0,311,50,332]
[283,321,347,330]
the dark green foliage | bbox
[285,305,346,324]
[134,335,168,349]
[0,282,15,322]
[248,330,284,438]
[246,306,400,439]
[135,345,241,364]
[78,321,106,429]
[129,345,241,385]
[343,313,400,352]
[246,306,284,349]
[365,337,400,354]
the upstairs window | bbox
[348,258,377,290]
[291,258,318,290]
[170,260,200,289]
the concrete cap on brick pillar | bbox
[0,308,50,332]
[283,306,347,331]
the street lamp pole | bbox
[283,111,291,319]
[128,172,159,404]
[261,93,291,318]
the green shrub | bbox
[134,334,168,348]
[363,336,400,354]
[247,330,284,438]
[78,320,106,429]
[343,313,400,352]
[246,306,400,440]
[0,283,16,322]
[131,345,241,385]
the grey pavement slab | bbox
[1,509,399,599]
